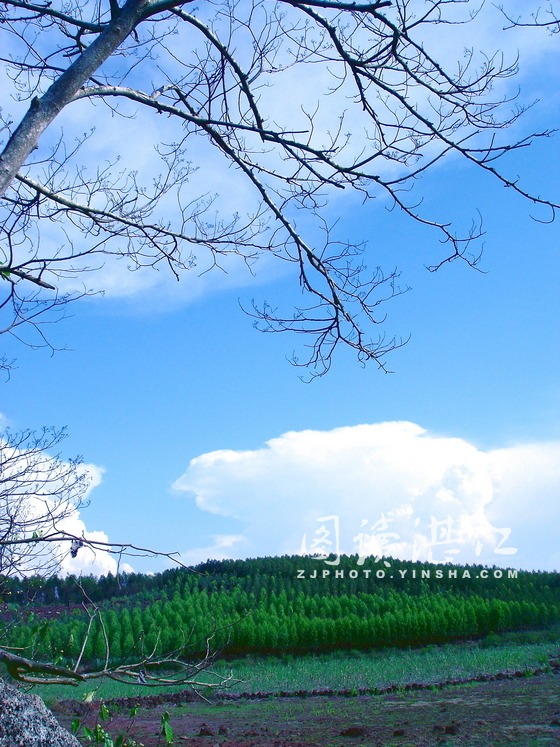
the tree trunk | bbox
[0,0,148,198]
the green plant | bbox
[160,712,174,746]
[71,703,144,747]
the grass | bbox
[208,640,557,694]
[26,635,558,707]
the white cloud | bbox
[486,442,560,572]
[0,433,131,577]
[6,0,556,317]
[173,422,560,571]
[177,534,247,568]
[59,528,134,577]
[72,244,284,311]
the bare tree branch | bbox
[0,0,558,375]
[497,3,560,33]
[0,425,244,690]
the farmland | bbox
[32,637,559,704]
[2,555,559,744]
[48,640,560,746]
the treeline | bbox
[2,555,559,605]
[1,555,559,665]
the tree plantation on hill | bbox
[2,556,558,666]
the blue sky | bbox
[1,1,559,576]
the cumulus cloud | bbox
[54,477,135,577]
[173,423,560,571]
[59,528,134,577]
[487,442,560,573]
[0,430,130,577]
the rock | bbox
[340,726,366,737]
[0,678,81,747]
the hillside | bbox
[1,555,559,665]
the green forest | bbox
[1,556,558,667]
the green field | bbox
[26,636,559,707]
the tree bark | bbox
[0,0,149,198]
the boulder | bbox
[0,678,80,747]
